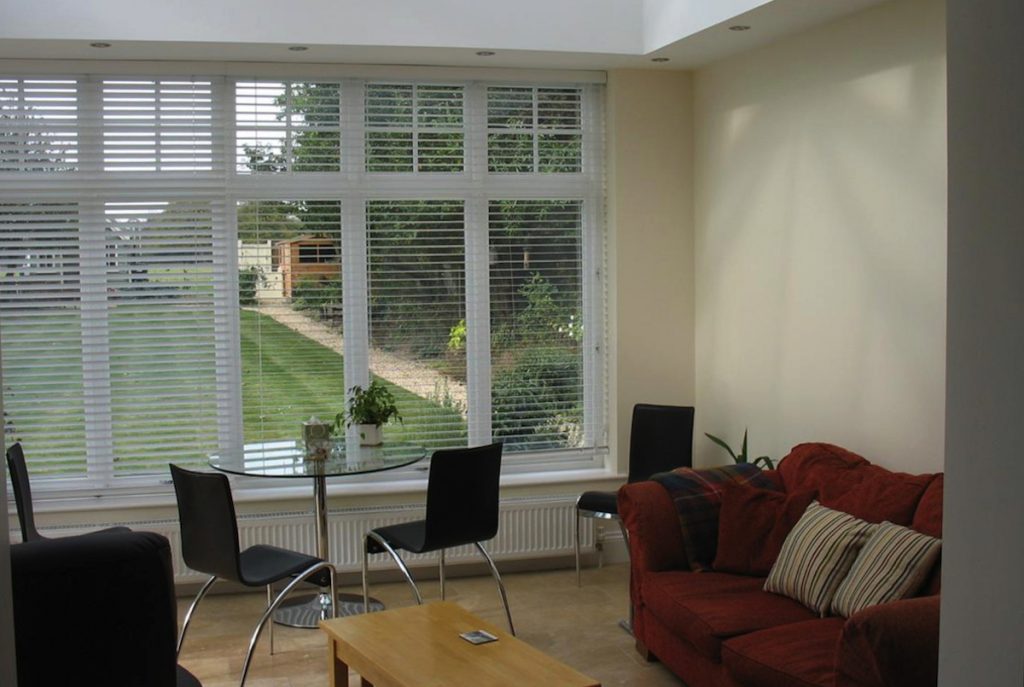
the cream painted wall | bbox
[607,70,696,472]
[693,0,947,472]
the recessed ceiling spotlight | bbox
[651,57,670,63]
[729,25,751,31]
[476,51,496,57]
[90,42,112,48]
[288,46,309,52]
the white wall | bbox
[940,0,1024,683]
[692,0,947,472]
[607,70,696,470]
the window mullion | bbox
[341,198,369,439]
[463,83,491,444]
[464,196,491,446]
[79,197,115,486]
[581,85,607,448]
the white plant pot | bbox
[357,424,383,446]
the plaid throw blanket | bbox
[651,464,780,571]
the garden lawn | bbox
[241,309,466,448]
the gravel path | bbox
[249,302,468,415]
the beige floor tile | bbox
[177,562,682,687]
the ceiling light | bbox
[729,25,751,31]
[651,57,670,63]
[90,42,112,48]
[476,51,496,57]
[288,46,309,52]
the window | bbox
[365,84,464,172]
[487,86,582,173]
[0,70,605,496]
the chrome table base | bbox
[273,591,385,628]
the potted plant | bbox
[336,380,401,446]
[705,429,775,469]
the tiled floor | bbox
[176,561,682,687]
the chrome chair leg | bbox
[266,585,274,655]
[366,532,423,605]
[177,575,217,657]
[439,548,446,600]
[616,516,634,636]
[574,500,582,587]
[474,542,515,636]
[240,562,336,687]
[362,536,371,613]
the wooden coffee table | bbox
[320,601,601,687]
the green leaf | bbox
[740,429,748,463]
[754,455,775,470]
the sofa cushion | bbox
[765,502,877,616]
[714,484,818,577]
[723,618,844,687]
[641,570,766,604]
[777,443,869,493]
[778,443,932,525]
[643,573,816,661]
[831,521,941,617]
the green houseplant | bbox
[705,429,775,469]
[336,380,401,446]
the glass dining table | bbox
[209,438,426,628]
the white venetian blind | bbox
[0,201,88,476]
[235,80,341,173]
[102,200,223,476]
[487,86,582,173]
[489,199,585,451]
[365,199,468,449]
[101,78,218,172]
[1,71,607,494]
[365,83,464,172]
[237,199,345,443]
[1,75,231,488]
[0,77,79,172]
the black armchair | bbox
[10,528,200,686]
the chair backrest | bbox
[628,404,695,483]
[423,443,503,550]
[6,442,43,542]
[169,464,243,582]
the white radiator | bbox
[108,494,596,583]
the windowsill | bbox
[25,467,627,515]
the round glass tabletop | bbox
[209,439,426,478]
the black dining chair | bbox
[5,441,131,542]
[361,443,514,634]
[575,404,694,585]
[170,464,338,687]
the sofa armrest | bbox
[835,595,940,687]
[11,529,179,687]
[618,481,688,574]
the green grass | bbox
[241,310,467,449]
[5,308,466,478]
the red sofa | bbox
[618,443,943,687]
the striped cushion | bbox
[764,501,876,616]
[830,521,941,617]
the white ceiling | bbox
[0,0,891,70]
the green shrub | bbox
[292,275,342,312]
[491,345,582,448]
[238,267,261,305]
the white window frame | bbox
[0,64,608,499]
